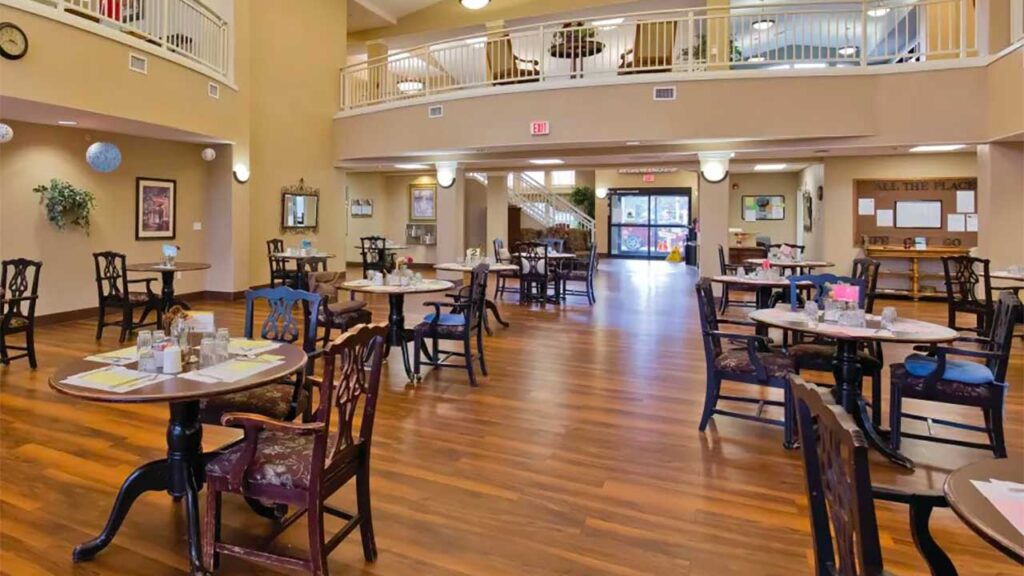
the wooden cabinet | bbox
[866,246,969,301]
[728,246,767,266]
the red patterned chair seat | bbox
[207,431,321,490]
[3,316,29,329]
[127,291,154,304]
[199,383,304,425]
[714,349,794,379]
[890,363,1003,408]
[413,320,465,339]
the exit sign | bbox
[530,120,550,136]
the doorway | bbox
[607,188,692,259]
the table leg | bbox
[74,401,209,574]
[387,294,414,381]
[754,287,773,337]
[485,299,510,329]
[831,340,915,469]
[161,270,177,312]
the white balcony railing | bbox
[20,0,229,78]
[340,0,979,111]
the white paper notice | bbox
[858,198,875,215]
[966,213,978,232]
[956,190,975,213]
[947,213,966,232]
[876,209,894,227]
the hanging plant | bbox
[33,178,96,233]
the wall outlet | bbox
[193,221,202,231]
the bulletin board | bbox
[853,177,978,248]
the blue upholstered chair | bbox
[888,290,1020,457]
[413,263,489,386]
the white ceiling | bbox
[348,0,445,33]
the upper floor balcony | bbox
[340,0,1023,114]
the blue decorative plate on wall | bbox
[86,142,122,173]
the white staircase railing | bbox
[509,173,595,243]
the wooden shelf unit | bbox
[866,246,970,301]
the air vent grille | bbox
[653,86,676,101]
[128,53,148,74]
[208,82,220,99]
[428,104,444,118]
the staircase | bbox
[468,172,595,243]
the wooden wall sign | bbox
[853,177,978,249]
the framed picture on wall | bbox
[803,191,813,232]
[409,184,436,221]
[135,178,176,240]
[741,195,785,221]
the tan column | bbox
[205,143,251,294]
[486,171,509,254]
[436,169,466,281]
[366,40,388,102]
[698,174,730,294]
[977,142,1024,270]
[978,0,1013,55]
[706,0,732,70]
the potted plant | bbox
[33,178,96,233]
[553,21,596,46]
[569,185,596,219]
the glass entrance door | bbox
[609,189,691,259]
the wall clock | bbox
[0,23,28,60]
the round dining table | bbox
[711,274,813,309]
[750,307,958,469]
[991,270,1024,284]
[270,251,336,261]
[342,279,454,380]
[127,261,211,313]
[435,262,518,333]
[744,258,835,274]
[49,342,307,575]
[944,457,1024,565]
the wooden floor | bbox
[1,259,1021,576]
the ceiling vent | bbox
[128,53,148,74]
[652,86,676,101]
[208,82,220,99]
[428,104,444,118]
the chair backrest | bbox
[493,238,509,262]
[941,255,993,332]
[266,239,290,277]
[791,376,885,576]
[769,243,805,259]
[266,238,284,255]
[540,237,565,254]
[298,256,328,275]
[632,20,677,67]
[718,245,729,274]
[851,258,881,313]
[585,243,598,278]
[513,241,548,279]
[359,236,393,277]
[311,323,387,484]
[464,263,490,329]
[985,290,1022,382]
[92,251,130,302]
[755,235,771,249]
[1,258,42,322]
[243,286,322,356]
[306,270,346,304]
[695,278,724,361]
[789,274,867,310]
[486,35,516,78]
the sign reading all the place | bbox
[530,120,550,136]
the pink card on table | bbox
[832,284,860,303]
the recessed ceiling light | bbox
[837,46,858,57]
[754,163,788,171]
[57,120,78,126]
[752,18,775,31]
[909,144,966,153]
[747,55,766,63]
[529,159,564,165]
[397,79,424,93]
[460,0,489,9]
[395,163,430,169]
[867,7,890,17]
[592,17,624,27]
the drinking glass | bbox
[823,299,840,323]
[200,337,217,368]
[215,328,230,362]
[137,330,154,371]
[881,306,898,331]
[804,301,819,326]
[736,266,746,279]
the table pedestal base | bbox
[384,294,414,381]
[73,401,210,575]
[831,340,914,469]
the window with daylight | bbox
[550,170,576,187]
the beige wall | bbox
[820,153,978,266]
[594,169,698,255]
[797,164,825,259]
[345,172,441,263]
[977,142,1024,271]
[0,121,212,315]
[728,172,800,246]
[465,178,488,251]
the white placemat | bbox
[62,366,171,393]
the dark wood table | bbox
[750,307,958,469]
[49,343,307,575]
[549,39,604,78]
[944,457,1024,565]
[126,262,211,312]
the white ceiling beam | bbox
[353,0,399,26]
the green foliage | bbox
[569,185,596,219]
[33,178,95,233]
[552,21,597,45]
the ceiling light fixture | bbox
[909,144,966,153]
[529,159,564,165]
[596,187,609,199]
[459,0,489,9]
[57,120,79,126]
[867,7,890,17]
[397,79,424,93]
[698,152,734,183]
[837,46,858,57]
[752,18,775,31]
[395,163,430,170]
[754,163,788,171]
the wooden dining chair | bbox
[306,270,373,349]
[92,251,162,343]
[513,241,550,305]
[204,323,388,575]
[941,255,993,336]
[618,20,677,73]
[413,263,489,386]
[199,286,323,428]
[559,243,598,305]
[267,239,296,288]
[1,258,42,368]
[696,278,797,448]
[717,244,756,314]
[790,376,957,576]
[486,35,540,84]
[888,290,1020,457]
[492,238,519,299]
[359,236,395,279]
[851,257,881,314]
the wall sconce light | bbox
[698,152,734,183]
[0,122,13,144]
[201,147,217,161]
[233,163,250,183]
[595,187,609,199]
[436,161,457,188]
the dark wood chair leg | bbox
[0,330,8,365]
[870,368,882,428]
[476,328,487,376]
[889,383,903,451]
[96,304,106,340]
[307,498,327,576]
[699,375,721,432]
[26,327,37,369]
[719,286,729,315]
[463,337,477,387]
[202,489,221,570]
[356,463,378,562]
[782,383,796,449]
[118,307,131,343]
[413,331,423,379]
[990,406,1007,458]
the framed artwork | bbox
[803,191,813,232]
[409,184,436,221]
[741,195,785,221]
[350,199,374,218]
[135,178,176,240]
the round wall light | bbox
[698,152,734,184]
[233,163,250,183]
[0,122,13,144]
[436,161,457,188]
[201,147,217,161]
[460,0,489,9]
[595,187,609,199]
[86,141,122,173]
